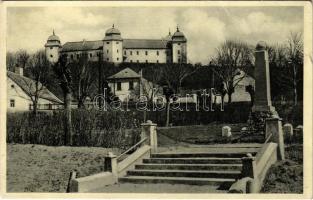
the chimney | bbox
[14,65,23,76]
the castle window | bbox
[146,60,148,63]
[116,42,119,44]
[145,51,148,56]
[130,51,132,55]
[117,82,121,91]
[107,42,110,44]
[130,60,133,63]
[157,60,159,63]
[136,51,139,55]
[129,81,134,90]
[178,58,181,63]
[178,43,181,45]
[124,51,126,55]
[107,50,109,54]
[107,58,109,61]
[71,54,74,59]
[11,84,14,89]
[90,53,92,58]
[77,54,79,59]
[117,57,119,61]
[50,55,53,58]
[50,47,53,49]
[157,51,159,56]
[10,99,15,108]
[178,50,180,55]
[117,49,119,53]
[137,60,139,63]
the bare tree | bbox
[210,40,253,103]
[6,52,17,71]
[16,49,30,69]
[70,53,96,108]
[161,62,196,126]
[19,50,51,114]
[286,32,303,105]
[141,65,163,104]
[53,54,73,145]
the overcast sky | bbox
[7,6,303,64]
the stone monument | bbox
[248,41,278,134]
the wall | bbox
[45,46,59,63]
[7,78,59,112]
[108,78,140,102]
[123,49,167,63]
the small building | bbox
[7,67,63,112]
[107,68,142,102]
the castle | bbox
[45,25,187,64]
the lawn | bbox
[7,144,121,192]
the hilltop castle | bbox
[45,25,187,64]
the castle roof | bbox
[61,38,168,52]
[107,67,141,80]
[47,30,60,41]
[7,71,63,104]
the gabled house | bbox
[107,67,164,103]
[7,67,63,112]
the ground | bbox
[7,144,121,192]
[261,144,303,193]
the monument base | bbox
[252,105,278,117]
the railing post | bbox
[266,117,285,160]
[141,120,158,153]
[104,152,118,182]
[241,153,257,179]
[66,170,77,193]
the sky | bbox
[7,6,303,64]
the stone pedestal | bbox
[141,120,158,153]
[265,117,285,160]
[104,152,118,179]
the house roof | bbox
[123,39,168,49]
[61,38,168,52]
[7,71,63,104]
[107,67,141,80]
[62,40,103,52]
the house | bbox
[107,67,164,103]
[45,25,187,64]
[7,67,63,112]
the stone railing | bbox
[229,117,285,193]
[68,120,158,192]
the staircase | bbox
[119,149,259,190]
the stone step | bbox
[127,169,241,179]
[143,157,243,164]
[135,163,242,171]
[151,152,257,158]
[119,176,236,187]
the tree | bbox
[210,40,253,103]
[26,50,51,114]
[141,65,163,104]
[70,53,96,108]
[286,32,303,105]
[6,52,17,71]
[53,54,73,145]
[16,49,30,69]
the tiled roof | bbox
[61,40,103,52]
[107,67,141,79]
[61,39,168,52]
[123,39,168,49]
[7,71,63,104]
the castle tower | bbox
[103,24,123,64]
[171,26,187,63]
[45,30,62,63]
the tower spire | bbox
[53,29,55,35]
[112,24,114,28]
[169,28,171,35]
[176,25,179,32]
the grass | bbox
[261,144,303,193]
[7,144,121,192]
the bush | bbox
[7,110,141,148]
